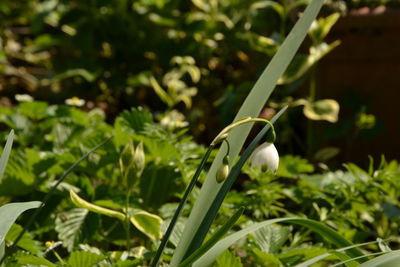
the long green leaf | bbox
[0,201,41,245]
[356,251,400,267]
[296,240,381,267]
[183,107,287,260]
[193,217,364,267]
[0,130,14,182]
[170,0,325,264]
[178,207,244,267]
[149,146,214,267]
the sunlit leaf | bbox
[130,210,163,240]
[67,251,106,267]
[303,99,340,123]
[0,201,41,245]
[215,249,243,267]
[16,254,55,267]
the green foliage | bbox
[55,208,97,252]
[5,224,44,256]
[215,249,243,267]
[0,102,399,266]
[15,254,55,267]
[67,251,106,267]
[0,102,205,265]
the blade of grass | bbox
[296,239,385,267]
[178,207,244,267]
[332,252,387,267]
[358,250,400,267]
[0,130,14,182]
[170,0,325,264]
[182,107,287,261]
[192,218,364,267]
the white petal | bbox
[249,142,279,172]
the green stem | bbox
[53,250,66,265]
[125,191,131,252]
[212,118,276,146]
[149,145,214,267]
[307,66,317,158]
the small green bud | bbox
[216,156,230,183]
[119,140,135,174]
[119,141,145,188]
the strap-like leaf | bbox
[0,130,14,182]
[171,0,325,264]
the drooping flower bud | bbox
[216,155,230,183]
[119,141,145,188]
[249,142,279,172]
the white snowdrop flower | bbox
[249,142,279,172]
[65,96,85,107]
[15,94,34,102]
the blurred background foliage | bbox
[0,0,396,161]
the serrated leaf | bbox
[18,101,48,120]
[252,224,289,254]
[16,254,55,267]
[215,250,243,267]
[55,208,97,252]
[253,249,282,267]
[67,251,106,267]
[114,107,153,147]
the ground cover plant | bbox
[0,0,399,266]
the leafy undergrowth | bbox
[1,103,400,266]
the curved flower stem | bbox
[222,139,230,157]
[211,117,276,146]
[181,107,287,262]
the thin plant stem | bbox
[125,191,131,252]
[149,145,214,267]
[53,250,65,265]
[307,66,317,159]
